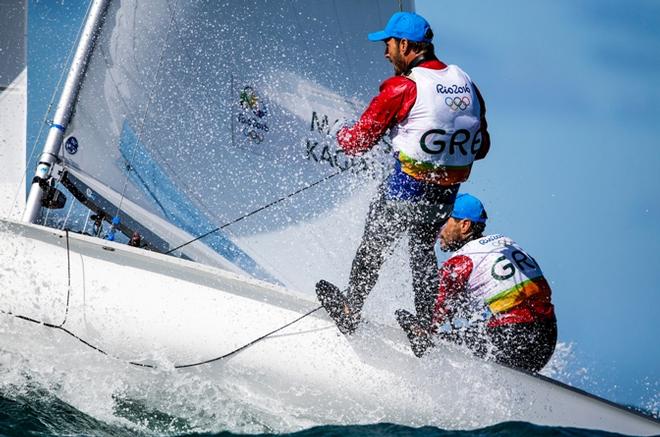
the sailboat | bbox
[1,0,659,434]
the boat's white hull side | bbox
[0,219,658,435]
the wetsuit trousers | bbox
[439,318,558,372]
[346,190,454,325]
[487,318,558,372]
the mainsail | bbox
[58,0,411,292]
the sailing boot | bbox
[316,280,360,335]
[395,309,434,358]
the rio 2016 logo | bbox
[238,86,269,144]
[436,83,471,95]
[239,86,268,118]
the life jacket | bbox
[391,65,484,186]
[452,234,554,326]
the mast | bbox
[23,0,111,224]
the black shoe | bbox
[395,309,434,358]
[316,280,359,334]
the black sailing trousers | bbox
[438,318,558,373]
[346,186,457,325]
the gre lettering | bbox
[491,250,539,281]
[491,256,515,280]
[512,250,538,271]
[420,128,481,156]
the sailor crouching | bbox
[396,193,557,373]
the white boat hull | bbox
[0,219,658,435]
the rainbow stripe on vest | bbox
[398,151,472,185]
[484,276,552,314]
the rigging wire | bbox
[165,164,353,255]
[6,0,95,220]
[60,198,75,230]
[114,0,180,217]
[116,8,238,225]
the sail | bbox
[60,0,412,292]
[0,0,27,220]
[61,167,268,277]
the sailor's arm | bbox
[473,83,490,161]
[337,76,416,155]
[432,255,473,326]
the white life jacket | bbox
[392,65,484,185]
[453,234,552,316]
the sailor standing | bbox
[396,194,557,372]
[317,12,490,333]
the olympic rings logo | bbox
[444,96,470,111]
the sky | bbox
[416,0,660,409]
[27,0,659,412]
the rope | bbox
[114,0,180,216]
[5,303,322,370]
[59,230,72,327]
[165,165,352,255]
[174,305,322,368]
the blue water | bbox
[0,390,645,437]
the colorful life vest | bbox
[454,234,553,318]
[391,65,484,186]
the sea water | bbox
[0,325,656,437]
[0,392,639,437]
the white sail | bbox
[58,0,407,293]
[0,0,27,220]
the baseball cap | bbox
[368,12,433,43]
[451,193,488,223]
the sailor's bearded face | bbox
[439,218,467,252]
[384,38,407,76]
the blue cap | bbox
[368,12,433,43]
[111,216,121,226]
[451,193,488,223]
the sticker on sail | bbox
[65,136,79,155]
[237,85,270,144]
